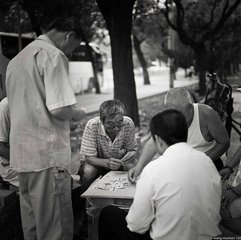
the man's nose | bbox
[113,125,121,131]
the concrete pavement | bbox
[75,67,198,114]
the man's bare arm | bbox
[50,105,85,121]
[128,137,157,182]
[85,156,121,170]
[204,106,230,161]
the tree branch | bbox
[201,0,219,30]
[202,0,241,41]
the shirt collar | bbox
[163,142,189,158]
[98,118,107,136]
[37,34,56,48]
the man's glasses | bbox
[105,120,125,129]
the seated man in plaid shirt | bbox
[80,100,138,189]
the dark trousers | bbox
[98,205,152,240]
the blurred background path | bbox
[75,67,198,114]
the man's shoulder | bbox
[123,116,135,127]
[196,103,216,118]
[30,36,66,59]
[85,117,100,129]
[197,103,214,111]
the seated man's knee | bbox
[82,163,98,189]
[83,163,98,180]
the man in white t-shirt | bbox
[99,109,222,240]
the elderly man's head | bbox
[164,87,194,125]
[99,100,126,136]
[44,16,83,57]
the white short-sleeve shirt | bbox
[6,35,76,172]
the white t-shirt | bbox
[126,142,221,240]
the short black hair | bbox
[150,109,188,146]
[42,16,83,39]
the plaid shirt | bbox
[80,116,137,160]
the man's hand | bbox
[121,151,136,164]
[128,165,142,183]
[108,158,122,170]
[219,168,233,181]
[1,159,10,167]
[121,151,137,170]
[222,188,239,209]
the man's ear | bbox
[155,135,168,154]
[155,135,162,146]
[66,31,75,41]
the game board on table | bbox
[81,171,136,199]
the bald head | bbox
[164,87,193,107]
[164,87,194,125]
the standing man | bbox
[129,87,230,182]
[6,17,85,240]
[99,109,222,240]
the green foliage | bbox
[0,0,105,43]
[132,0,195,69]
[0,0,32,32]
[159,0,241,93]
[133,0,169,65]
[211,4,241,75]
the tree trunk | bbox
[85,42,101,94]
[194,44,208,96]
[133,34,150,85]
[96,0,139,127]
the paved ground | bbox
[75,68,198,114]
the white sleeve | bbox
[43,52,76,111]
[126,167,155,234]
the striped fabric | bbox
[80,116,137,160]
